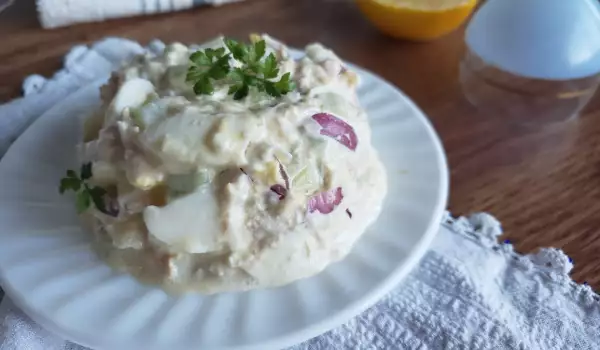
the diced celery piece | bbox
[166,170,212,194]
[130,107,144,128]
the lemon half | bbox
[356,0,477,41]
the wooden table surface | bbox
[1,0,599,289]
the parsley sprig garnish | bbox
[186,38,295,100]
[186,47,231,95]
[59,163,114,215]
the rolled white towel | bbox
[37,0,244,29]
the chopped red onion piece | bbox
[270,184,287,200]
[308,187,343,214]
[311,113,358,151]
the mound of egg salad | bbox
[75,35,387,294]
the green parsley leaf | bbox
[215,47,226,57]
[204,48,216,60]
[187,46,232,96]
[233,84,249,100]
[193,76,214,95]
[187,37,296,100]
[59,162,114,215]
[185,67,202,82]
[264,81,281,98]
[75,190,91,213]
[229,67,246,82]
[244,74,260,88]
[189,51,210,66]
[205,47,226,60]
[228,84,241,95]
[224,39,248,62]
[262,53,279,79]
[208,55,232,80]
[59,177,81,194]
[80,162,93,180]
[274,72,295,94]
[88,186,108,213]
[253,40,266,62]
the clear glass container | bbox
[460,49,600,124]
[461,0,600,125]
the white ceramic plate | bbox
[0,61,448,349]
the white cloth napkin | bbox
[0,38,599,350]
[37,0,243,28]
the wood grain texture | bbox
[1,0,599,289]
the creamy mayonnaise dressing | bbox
[80,35,387,294]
